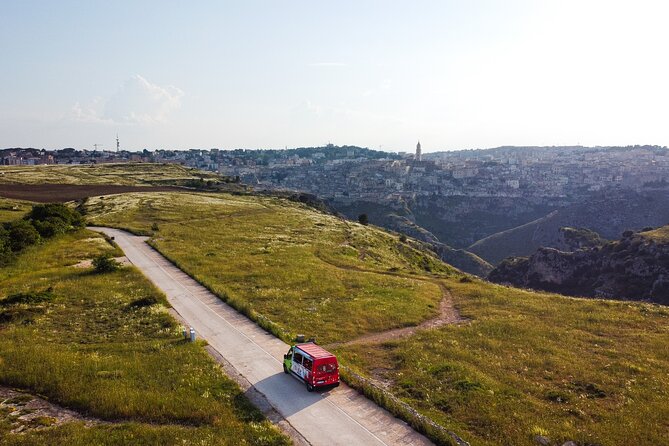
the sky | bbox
[1,0,668,152]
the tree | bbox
[358,214,369,225]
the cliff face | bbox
[488,227,669,305]
[469,189,669,265]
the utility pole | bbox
[116,134,120,152]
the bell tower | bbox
[415,140,422,162]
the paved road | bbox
[91,227,432,446]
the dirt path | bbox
[316,252,466,348]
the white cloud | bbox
[69,75,183,125]
[103,75,183,124]
[69,96,107,123]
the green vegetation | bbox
[86,190,669,446]
[87,192,452,344]
[0,203,84,266]
[0,198,31,223]
[92,253,121,273]
[0,230,288,445]
[468,211,558,264]
[337,279,669,445]
[0,163,220,186]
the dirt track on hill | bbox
[315,253,467,349]
[0,184,182,202]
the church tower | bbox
[415,140,422,162]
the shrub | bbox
[0,236,14,266]
[6,220,41,252]
[25,203,84,237]
[92,254,120,273]
[1,288,54,306]
[151,222,160,232]
[129,295,159,308]
[358,213,369,225]
[399,234,408,243]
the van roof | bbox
[295,342,336,360]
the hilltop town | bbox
[4,145,668,203]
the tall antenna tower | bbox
[116,134,120,152]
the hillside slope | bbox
[469,189,669,264]
[489,226,669,304]
[86,189,669,446]
[331,201,493,276]
[0,227,288,445]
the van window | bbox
[317,363,336,373]
[303,358,313,370]
[293,352,304,365]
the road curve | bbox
[91,227,433,446]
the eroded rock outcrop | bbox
[489,227,669,305]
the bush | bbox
[6,220,41,252]
[1,288,54,306]
[358,213,369,225]
[129,295,159,308]
[25,203,84,237]
[399,234,407,243]
[92,254,120,273]
[0,235,14,267]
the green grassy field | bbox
[85,190,669,446]
[0,198,32,223]
[86,192,452,344]
[0,163,219,186]
[0,229,288,446]
[337,280,669,446]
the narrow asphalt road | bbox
[91,227,433,446]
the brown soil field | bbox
[0,184,182,202]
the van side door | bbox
[291,351,304,377]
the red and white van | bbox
[283,342,340,391]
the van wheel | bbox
[306,383,314,392]
[283,364,289,374]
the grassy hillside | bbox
[468,211,561,265]
[0,229,288,446]
[86,190,669,446]
[330,200,497,276]
[87,192,452,344]
[469,190,669,265]
[0,198,31,223]
[0,163,219,186]
[338,280,669,446]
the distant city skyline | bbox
[2,1,668,152]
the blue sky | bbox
[1,1,668,152]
